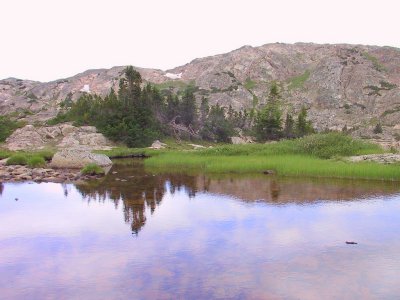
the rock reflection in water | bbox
[75,159,400,235]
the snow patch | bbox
[164,72,182,79]
[80,84,91,93]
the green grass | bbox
[0,149,13,159]
[144,133,396,180]
[195,133,384,159]
[6,154,28,166]
[0,115,25,142]
[244,78,257,90]
[0,149,55,162]
[288,70,310,90]
[362,52,386,72]
[81,163,105,175]
[145,153,400,180]
[153,80,194,91]
[95,140,218,158]
[27,156,46,168]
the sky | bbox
[1,0,399,82]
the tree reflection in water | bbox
[75,160,197,235]
[74,159,400,235]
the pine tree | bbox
[296,106,313,137]
[283,113,295,138]
[180,87,197,127]
[254,102,282,140]
[254,82,283,141]
[199,97,210,124]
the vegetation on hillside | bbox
[0,115,24,142]
[48,66,315,146]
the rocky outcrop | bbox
[5,124,114,151]
[50,148,112,169]
[346,154,400,164]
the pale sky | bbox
[1,0,399,82]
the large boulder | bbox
[5,124,114,151]
[50,148,112,169]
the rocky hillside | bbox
[1,43,400,141]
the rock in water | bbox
[50,148,112,169]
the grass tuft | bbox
[6,154,28,166]
[27,156,46,168]
[81,163,105,175]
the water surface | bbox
[1,160,400,299]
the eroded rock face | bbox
[50,148,112,169]
[5,124,114,151]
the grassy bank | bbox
[145,133,400,180]
[146,153,400,180]
[0,149,55,161]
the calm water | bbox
[1,159,400,299]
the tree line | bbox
[49,66,314,147]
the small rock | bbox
[263,170,276,175]
[149,140,167,149]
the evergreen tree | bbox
[180,87,197,127]
[253,82,283,141]
[283,113,295,138]
[200,104,234,142]
[254,102,282,140]
[199,97,210,124]
[166,93,180,121]
[296,106,313,137]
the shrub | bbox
[0,116,23,142]
[27,156,46,168]
[6,154,28,166]
[33,150,55,161]
[81,163,105,175]
[373,123,383,134]
[0,149,13,159]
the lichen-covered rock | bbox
[50,148,112,169]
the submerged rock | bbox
[50,148,112,169]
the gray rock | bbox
[346,154,400,164]
[149,140,167,149]
[5,124,114,151]
[50,148,112,169]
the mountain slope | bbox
[1,43,400,139]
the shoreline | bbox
[0,163,103,183]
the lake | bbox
[1,159,400,299]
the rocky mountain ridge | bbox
[1,42,400,142]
